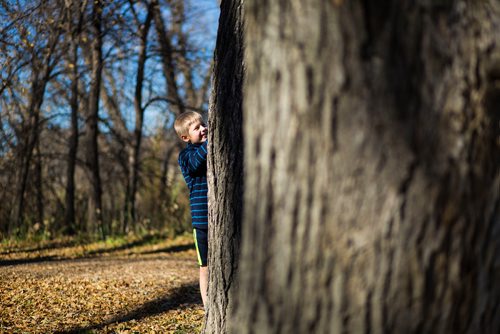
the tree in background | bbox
[3,1,64,235]
[0,0,218,239]
[63,0,87,235]
[223,0,498,333]
[84,0,104,237]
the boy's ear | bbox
[181,135,190,143]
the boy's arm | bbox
[180,141,208,173]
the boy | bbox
[174,111,209,308]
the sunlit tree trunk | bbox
[204,1,245,333]
[234,1,500,333]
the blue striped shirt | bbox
[178,141,208,228]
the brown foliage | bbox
[0,235,204,333]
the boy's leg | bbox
[199,266,208,308]
[193,228,208,309]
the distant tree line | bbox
[0,0,216,239]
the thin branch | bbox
[143,96,206,113]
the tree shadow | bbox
[0,234,160,256]
[55,282,201,334]
[84,234,158,256]
[138,243,195,255]
[0,255,59,266]
[0,234,172,267]
[0,240,77,255]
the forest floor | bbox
[0,233,204,334]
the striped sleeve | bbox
[179,141,208,173]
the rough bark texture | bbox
[234,1,500,333]
[205,0,245,333]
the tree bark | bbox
[86,0,104,237]
[234,1,500,333]
[205,0,245,333]
[126,2,153,231]
[64,0,85,235]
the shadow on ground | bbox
[0,240,78,255]
[0,255,60,267]
[55,282,201,334]
[0,234,160,257]
[0,235,194,267]
[138,243,195,255]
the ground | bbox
[0,234,204,333]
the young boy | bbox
[174,111,209,308]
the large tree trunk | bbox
[205,0,245,333]
[234,1,500,333]
[86,0,104,238]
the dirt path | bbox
[0,236,204,333]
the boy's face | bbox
[181,120,207,144]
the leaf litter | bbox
[0,234,204,333]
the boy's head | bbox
[174,111,208,144]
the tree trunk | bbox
[170,0,197,108]
[205,1,245,333]
[86,0,104,238]
[34,140,44,229]
[159,144,177,206]
[126,3,153,231]
[151,0,185,115]
[234,1,500,333]
[10,57,53,234]
[64,45,78,235]
[64,0,84,236]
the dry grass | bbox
[0,234,204,333]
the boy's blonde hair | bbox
[174,111,204,139]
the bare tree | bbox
[9,1,63,234]
[228,1,500,333]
